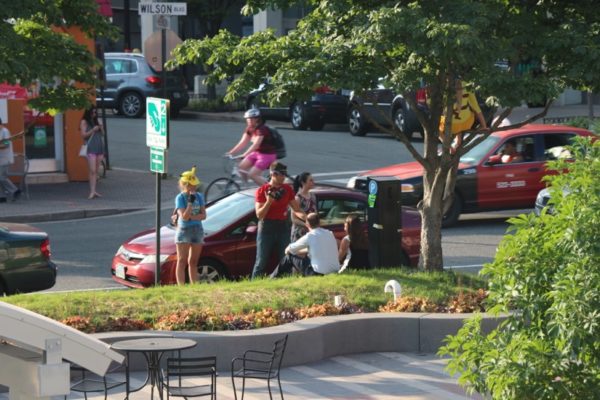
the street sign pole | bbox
[146,97,169,286]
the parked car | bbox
[96,52,189,118]
[0,222,57,296]
[111,185,421,288]
[347,124,596,226]
[347,85,495,139]
[246,82,348,131]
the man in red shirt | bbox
[226,108,277,185]
[252,162,306,278]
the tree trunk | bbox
[418,174,446,271]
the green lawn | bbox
[3,269,486,328]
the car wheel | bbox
[393,107,413,140]
[442,192,462,228]
[171,107,181,119]
[196,260,226,283]
[310,120,325,131]
[119,92,144,118]
[348,104,368,136]
[291,103,308,130]
[0,281,7,297]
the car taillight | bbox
[146,76,161,86]
[314,85,333,94]
[40,239,51,260]
[416,88,427,105]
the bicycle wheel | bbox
[204,178,240,203]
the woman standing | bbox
[290,172,316,241]
[80,106,105,199]
[174,166,206,285]
[338,215,370,272]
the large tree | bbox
[169,0,600,271]
[1,0,115,112]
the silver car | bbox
[96,52,189,118]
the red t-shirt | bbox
[256,183,295,220]
[244,124,276,154]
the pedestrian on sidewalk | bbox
[174,166,206,285]
[0,117,20,203]
[252,161,306,278]
[80,105,105,199]
[270,212,340,278]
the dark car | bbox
[0,223,57,296]
[246,82,348,131]
[347,85,495,140]
[111,185,421,288]
[347,124,596,226]
[96,52,189,118]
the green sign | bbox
[150,147,167,173]
[33,126,47,148]
[146,97,169,149]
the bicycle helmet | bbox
[244,108,261,119]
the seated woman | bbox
[338,215,370,272]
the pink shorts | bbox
[87,153,104,161]
[243,151,277,170]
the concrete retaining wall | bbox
[94,312,507,372]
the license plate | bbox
[173,92,181,99]
[115,264,126,279]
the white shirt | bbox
[0,127,14,166]
[286,227,340,275]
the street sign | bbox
[138,2,187,15]
[146,97,169,149]
[150,147,167,173]
[143,29,182,72]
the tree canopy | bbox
[169,0,600,270]
[1,0,116,112]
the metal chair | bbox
[66,363,126,399]
[231,334,288,400]
[7,153,29,199]
[161,356,217,399]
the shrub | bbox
[440,137,600,399]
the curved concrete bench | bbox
[95,312,506,372]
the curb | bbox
[178,110,244,123]
[2,208,144,223]
[94,312,507,372]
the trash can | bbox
[366,176,403,268]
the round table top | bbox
[111,337,197,353]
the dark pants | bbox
[251,219,290,279]
[270,254,323,278]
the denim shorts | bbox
[175,225,204,244]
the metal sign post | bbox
[139,3,185,285]
[146,97,169,285]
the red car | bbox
[111,185,421,288]
[347,124,596,226]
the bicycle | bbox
[204,155,269,202]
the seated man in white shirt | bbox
[270,212,340,277]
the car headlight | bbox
[347,176,357,189]
[140,254,174,264]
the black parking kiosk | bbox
[366,176,403,268]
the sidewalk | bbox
[0,352,482,400]
[1,103,597,224]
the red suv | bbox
[347,124,596,226]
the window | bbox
[543,133,576,160]
[317,198,366,226]
[105,59,137,74]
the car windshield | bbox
[202,192,255,235]
[460,135,501,165]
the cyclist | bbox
[226,108,276,186]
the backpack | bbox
[266,125,286,159]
